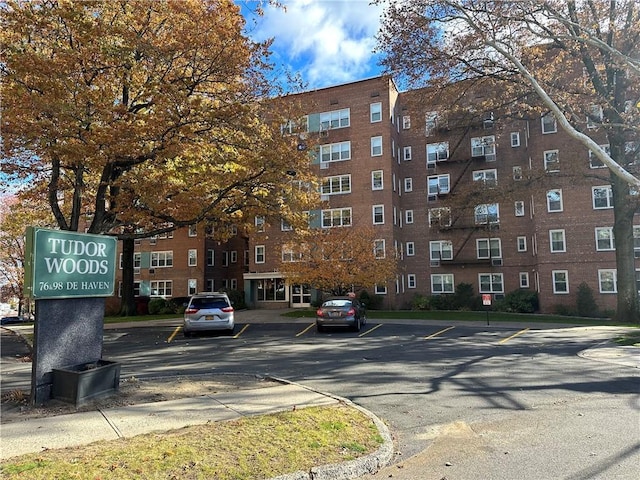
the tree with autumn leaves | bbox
[377,0,640,322]
[1,0,317,314]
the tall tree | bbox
[1,0,316,314]
[377,0,640,322]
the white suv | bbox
[183,292,235,336]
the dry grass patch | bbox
[1,404,383,479]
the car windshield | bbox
[322,300,351,308]
[191,298,229,309]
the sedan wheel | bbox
[352,317,361,332]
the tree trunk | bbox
[611,174,640,324]
[119,238,137,316]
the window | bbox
[206,279,215,292]
[188,249,197,267]
[595,227,615,251]
[404,177,413,192]
[517,236,527,252]
[587,104,603,129]
[374,239,386,259]
[320,141,351,163]
[375,284,388,295]
[589,144,609,168]
[188,279,197,296]
[513,166,523,181]
[519,272,529,288]
[426,142,449,163]
[371,136,383,156]
[431,274,454,294]
[544,150,559,172]
[473,169,497,186]
[149,235,157,246]
[546,189,563,212]
[255,245,265,263]
[281,219,293,231]
[188,224,197,237]
[150,280,172,297]
[635,226,640,258]
[256,278,286,301]
[471,136,496,161]
[428,174,450,195]
[151,251,173,268]
[598,269,617,293]
[320,108,350,130]
[479,273,504,293]
[370,102,382,122]
[321,174,351,195]
[425,111,439,136]
[592,185,614,209]
[541,112,557,134]
[429,207,451,227]
[371,170,383,190]
[282,244,305,262]
[407,274,417,288]
[403,115,411,129]
[230,279,237,290]
[511,132,521,147]
[552,270,569,293]
[207,249,215,266]
[474,203,499,225]
[373,205,385,224]
[430,240,453,260]
[406,242,415,256]
[405,210,414,224]
[231,251,237,263]
[476,238,501,259]
[403,146,412,161]
[515,201,525,216]
[255,216,265,232]
[549,229,566,253]
[222,251,229,267]
[133,253,141,274]
[322,207,352,227]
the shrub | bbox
[411,294,430,310]
[576,282,599,317]
[359,290,383,310]
[219,289,247,310]
[553,304,577,316]
[497,289,539,313]
[148,298,171,315]
[452,283,482,310]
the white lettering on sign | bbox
[44,257,110,275]
[46,238,107,257]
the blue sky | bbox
[241,0,386,90]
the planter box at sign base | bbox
[52,360,121,407]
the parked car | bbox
[0,316,28,325]
[316,297,367,332]
[183,292,235,336]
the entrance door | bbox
[290,284,311,307]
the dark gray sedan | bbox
[316,297,367,332]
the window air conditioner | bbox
[491,258,503,267]
[429,260,441,267]
[149,268,155,274]
[320,162,329,169]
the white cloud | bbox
[250,0,384,88]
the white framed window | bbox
[133,253,141,274]
[222,251,229,267]
[427,142,449,163]
[282,244,305,262]
[425,111,439,136]
[374,239,386,259]
[547,189,563,212]
[255,216,265,232]
[471,136,496,161]
[589,144,609,168]
[321,174,351,195]
[320,141,351,163]
[517,236,527,252]
[370,102,382,123]
[474,203,499,225]
[549,229,566,253]
[587,104,603,129]
[150,280,172,297]
[403,146,412,161]
[598,269,617,293]
[207,249,215,266]
[511,132,521,147]
[428,174,450,195]
[322,207,352,227]
[476,238,501,259]
[375,284,387,295]
[320,108,350,130]
[188,249,197,267]
[515,201,525,217]
[149,235,157,246]
[592,185,614,209]
[513,166,523,181]
[407,274,417,288]
[430,240,453,260]
[404,177,413,192]
[431,274,454,294]
[544,150,559,172]
[188,279,197,296]
[595,227,615,251]
[552,270,569,293]
[406,242,415,256]
[188,224,197,237]
[473,168,497,186]
[151,251,173,268]
[541,112,557,134]
[231,278,237,290]
[372,205,385,225]
[371,136,383,156]
[405,210,414,224]
[479,273,504,293]
[429,207,451,227]
[634,226,640,258]
[231,251,237,263]
[255,245,265,263]
[206,279,215,292]
[371,170,383,190]
[281,219,293,231]
[403,115,411,129]
[519,272,530,288]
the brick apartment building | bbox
[109,75,639,314]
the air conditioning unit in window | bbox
[320,194,329,201]
[483,112,494,129]
[134,267,140,275]
[320,162,329,169]
[635,251,640,259]
[491,258,503,266]
[427,162,437,172]
[429,260,441,267]
[428,194,438,202]
[149,268,155,274]
[485,153,496,162]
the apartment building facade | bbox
[109,75,638,314]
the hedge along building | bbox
[108,75,638,314]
